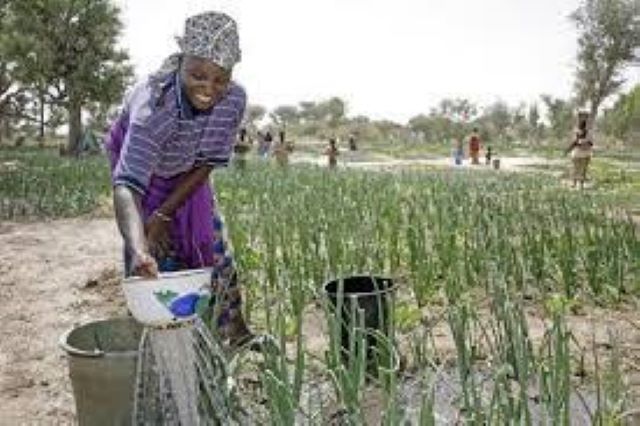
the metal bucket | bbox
[59,318,142,426]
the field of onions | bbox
[214,164,638,424]
[0,148,110,219]
[1,148,638,423]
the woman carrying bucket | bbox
[105,12,254,348]
[565,112,593,189]
[325,137,339,168]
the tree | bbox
[0,0,21,142]
[269,105,298,127]
[528,104,541,141]
[0,58,14,142]
[372,119,405,142]
[294,97,347,137]
[408,113,458,143]
[479,101,512,141]
[436,98,478,123]
[245,104,266,130]
[572,0,640,122]
[541,95,574,141]
[408,114,433,141]
[601,84,640,141]
[5,0,132,154]
[509,103,528,141]
[406,99,478,144]
[322,97,346,129]
[2,1,64,143]
[297,101,318,122]
[298,98,345,125]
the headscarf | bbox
[150,12,241,94]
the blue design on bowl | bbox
[168,292,201,317]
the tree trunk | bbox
[0,99,7,145]
[4,116,11,142]
[67,96,82,156]
[589,97,601,131]
[38,86,45,142]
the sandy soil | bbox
[0,218,126,424]
[290,151,566,172]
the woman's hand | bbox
[114,185,159,278]
[131,249,158,278]
[146,213,172,259]
[137,166,211,264]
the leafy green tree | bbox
[528,103,542,141]
[245,104,266,130]
[298,98,346,126]
[298,101,320,123]
[408,113,457,143]
[541,95,575,141]
[1,1,62,143]
[408,114,434,142]
[0,0,22,142]
[436,98,478,123]
[326,97,346,118]
[601,84,640,141]
[372,119,404,142]
[479,101,512,142]
[5,0,132,154]
[293,97,347,137]
[572,0,640,121]
[0,59,15,143]
[321,97,347,129]
[270,105,299,127]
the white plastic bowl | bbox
[122,268,213,327]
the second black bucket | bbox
[324,275,396,366]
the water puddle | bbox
[291,370,597,424]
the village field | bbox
[0,141,638,424]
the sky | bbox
[114,0,639,124]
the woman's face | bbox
[180,56,231,111]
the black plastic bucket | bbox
[324,275,396,367]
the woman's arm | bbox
[565,141,576,155]
[114,166,213,270]
[114,185,158,277]
[144,165,214,259]
[564,132,579,155]
[156,165,213,216]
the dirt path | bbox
[290,151,565,172]
[0,218,125,424]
